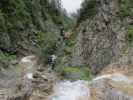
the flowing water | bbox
[13,56,133,100]
[1,55,132,100]
[50,73,133,100]
[51,80,90,100]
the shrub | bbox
[77,0,97,23]
[60,66,92,81]
[126,27,133,44]
[0,51,20,71]
[119,0,133,18]
[36,31,58,62]
[0,51,16,61]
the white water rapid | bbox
[51,80,90,100]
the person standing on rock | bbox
[48,54,57,70]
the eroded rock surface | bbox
[0,56,33,100]
[30,68,58,100]
[72,0,132,74]
[50,65,133,100]
[91,73,133,100]
[0,55,57,100]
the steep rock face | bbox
[73,0,132,74]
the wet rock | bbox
[90,73,133,100]
[51,80,90,100]
[50,65,133,100]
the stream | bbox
[50,73,132,100]
[51,80,90,100]
[7,55,132,100]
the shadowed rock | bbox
[0,55,38,100]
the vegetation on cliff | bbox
[72,0,133,74]
[0,0,74,68]
[0,0,133,99]
[0,0,72,55]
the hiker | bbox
[48,54,57,70]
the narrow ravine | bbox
[0,0,133,100]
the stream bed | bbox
[51,80,90,100]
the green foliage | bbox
[119,0,133,18]
[63,31,76,54]
[0,51,16,61]
[77,0,97,23]
[63,15,76,30]
[60,66,92,81]
[0,0,64,52]
[54,31,77,73]
[36,31,58,61]
[77,0,133,22]
[126,27,133,44]
[64,46,73,55]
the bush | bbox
[0,51,16,61]
[119,0,133,18]
[36,31,58,62]
[77,0,97,23]
[0,51,19,70]
[60,66,92,81]
[126,27,133,44]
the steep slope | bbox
[0,0,64,55]
[72,0,133,74]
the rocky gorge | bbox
[72,0,133,74]
[0,0,133,100]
